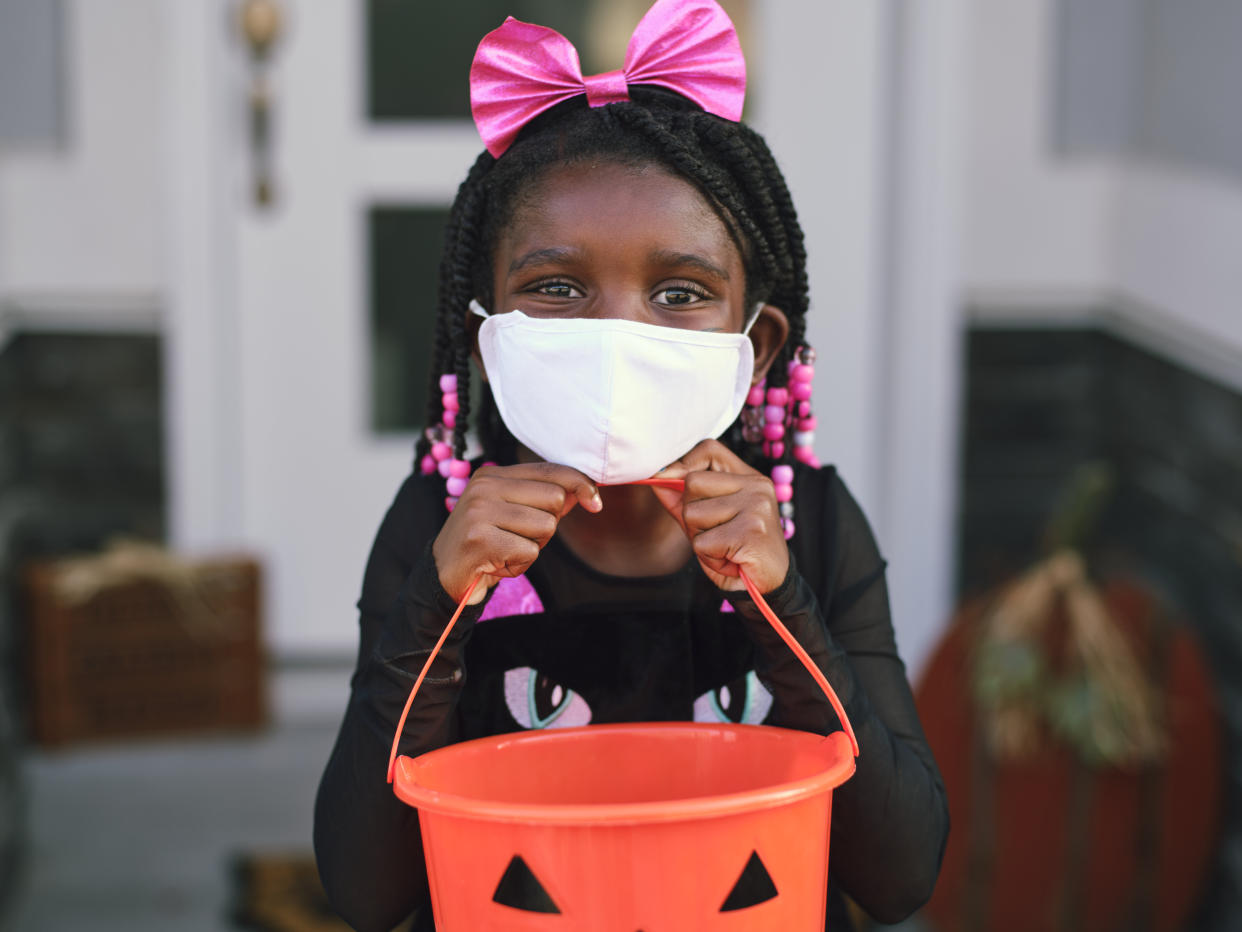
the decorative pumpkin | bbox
[916,570,1222,932]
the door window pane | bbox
[0,0,66,145]
[367,0,752,121]
[368,0,589,120]
[369,206,449,433]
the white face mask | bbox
[471,301,759,484]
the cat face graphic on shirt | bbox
[459,578,775,736]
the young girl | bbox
[315,2,947,929]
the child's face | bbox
[491,160,750,334]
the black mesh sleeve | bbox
[313,474,486,932]
[725,467,949,924]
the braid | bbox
[750,137,810,347]
[416,152,493,465]
[417,87,815,490]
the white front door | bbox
[167,2,480,654]
[165,0,905,658]
[230,6,488,655]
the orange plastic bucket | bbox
[394,722,854,929]
[388,480,858,929]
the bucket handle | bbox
[386,478,859,783]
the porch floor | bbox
[1,665,926,931]
[3,665,348,932]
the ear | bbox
[465,303,489,383]
[747,304,790,385]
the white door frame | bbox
[163,0,967,669]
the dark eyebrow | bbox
[649,250,731,281]
[508,247,580,274]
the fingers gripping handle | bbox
[386,478,859,783]
[630,477,859,756]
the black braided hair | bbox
[414,86,811,477]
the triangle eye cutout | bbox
[493,855,561,914]
[720,850,779,912]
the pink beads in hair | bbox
[741,385,765,445]
[741,346,820,540]
[787,348,820,471]
[421,372,473,512]
[772,464,794,501]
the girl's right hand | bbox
[432,463,602,604]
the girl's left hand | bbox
[650,439,790,594]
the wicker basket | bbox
[23,554,266,745]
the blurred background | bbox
[0,0,1238,929]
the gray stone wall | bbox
[959,324,1242,929]
[0,331,165,731]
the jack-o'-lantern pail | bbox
[387,493,858,930]
[394,720,855,930]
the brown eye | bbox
[654,285,706,307]
[534,281,580,298]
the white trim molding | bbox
[966,289,1242,397]
[876,0,970,684]
[0,292,161,351]
[160,0,246,552]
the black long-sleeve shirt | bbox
[314,463,948,931]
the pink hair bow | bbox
[470,0,746,158]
